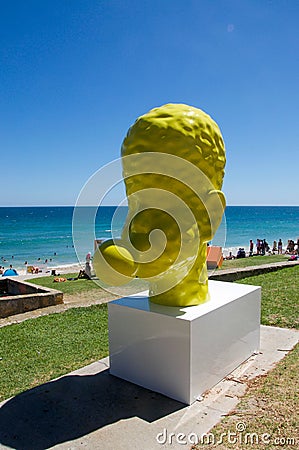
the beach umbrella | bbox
[2,269,18,276]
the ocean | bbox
[0,206,298,271]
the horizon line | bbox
[1,204,299,208]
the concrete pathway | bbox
[0,325,298,450]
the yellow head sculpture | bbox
[94,103,226,306]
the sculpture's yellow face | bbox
[94,104,226,306]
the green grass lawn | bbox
[27,273,149,298]
[27,273,104,295]
[0,305,108,401]
[0,263,297,402]
[238,265,299,329]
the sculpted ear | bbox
[201,190,226,242]
[208,189,226,210]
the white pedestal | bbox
[108,280,261,404]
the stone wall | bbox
[209,260,299,282]
[0,278,63,318]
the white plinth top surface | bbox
[111,280,260,321]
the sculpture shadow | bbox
[0,368,185,450]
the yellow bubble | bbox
[93,239,137,286]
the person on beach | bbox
[85,262,92,278]
[76,268,91,280]
[278,239,283,254]
[85,252,92,278]
[256,239,261,255]
[263,239,270,254]
[237,248,246,258]
[290,240,295,253]
[286,240,295,254]
[249,239,254,256]
[272,240,277,254]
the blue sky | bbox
[1,0,298,206]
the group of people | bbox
[225,237,299,261]
[284,239,298,254]
[249,239,271,256]
[249,238,299,256]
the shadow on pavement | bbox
[0,369,184,450]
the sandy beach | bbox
[4,262,83,280]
